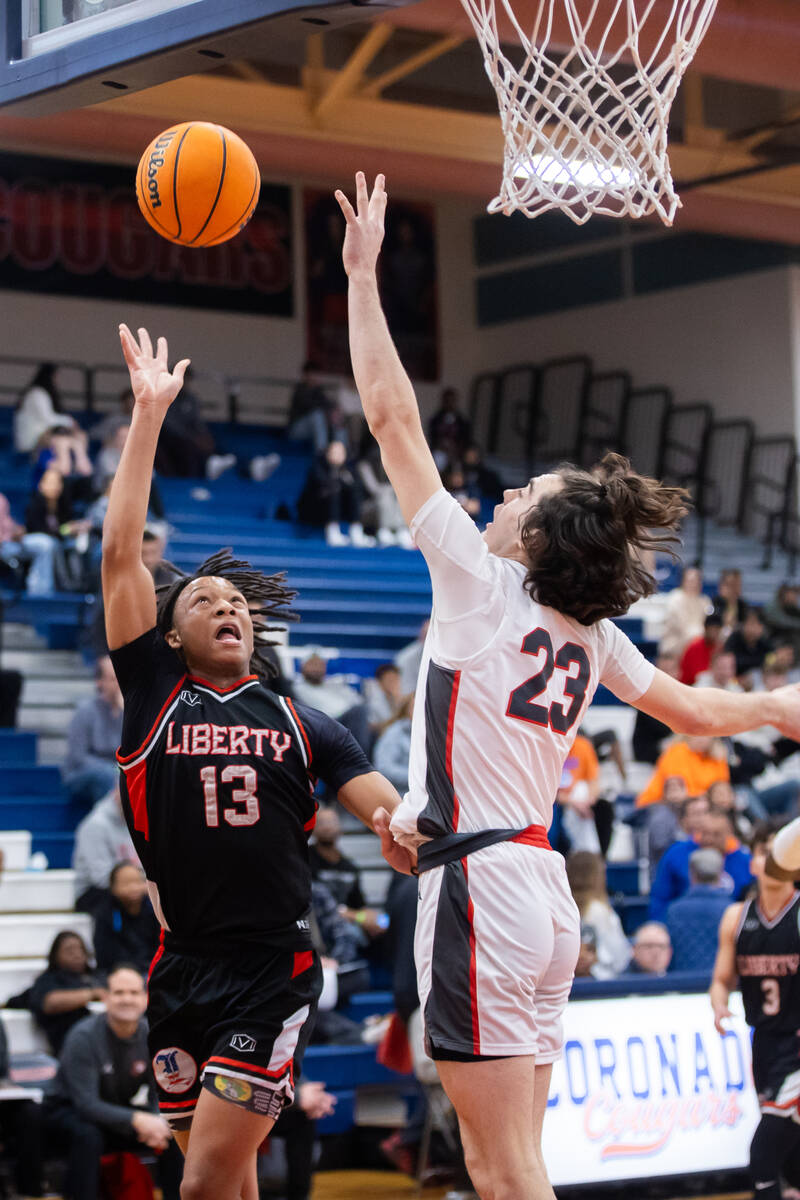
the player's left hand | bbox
[335,172,387,278]
[769,683,800,739]
[373,806,418,876]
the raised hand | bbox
[335,172,387,278]
[119,324,190,414]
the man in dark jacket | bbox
[43,964,182,1200]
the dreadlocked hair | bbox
[520,452,690,626]
[155,548,298,680]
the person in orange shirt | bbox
[636,735,729,809]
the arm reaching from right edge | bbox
[631,666,800,741]
[102,326,189,651]
[335,173,442,527]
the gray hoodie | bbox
[72,790,139,900]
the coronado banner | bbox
[543,991,758,1185]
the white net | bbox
[460,0,718,224]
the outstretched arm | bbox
[335,173,442,526]
[102,326,189,651]
[632,667,800,741]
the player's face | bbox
[483,473,564,557]
[168,576,254,678]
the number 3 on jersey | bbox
[506,628,590,735]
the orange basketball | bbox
[135,122,261,247]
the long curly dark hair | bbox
[520,452,689,625]
[155,548,298,679]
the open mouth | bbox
[215,624,241,644]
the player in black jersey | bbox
[711,820,800,1200]
[102,325,414,1200]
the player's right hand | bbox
[335,172,387,279]
[119,324,190,415]
[132,1110,172,1150]
[712,1003,732,1035]
[373,806,418,876]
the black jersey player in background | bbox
[103,325,414,1200]
[711,819,800,1200]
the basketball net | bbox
[459,0,718,224]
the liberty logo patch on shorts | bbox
[153,1047,197,1094]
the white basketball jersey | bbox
[390,489,655,849]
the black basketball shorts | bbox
[147,939,322,1126]
[753,1033,800,1121]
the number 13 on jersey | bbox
[506,628,590,735]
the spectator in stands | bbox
[643,774,691,868]
[666,847,731,972]
[33,424,94,501]
[24,466,89,591]
[0,489,63,597]
[394,619,429,694]
[373,695,414,793]
[0,1012,45,1197]
[291,651,371,753]
[573,924,600,979]
[89,386,135,446]
[462,443,503,505]
[309,805,366,911]
[694,648,740,691]
[442,463,481,519]
[30,930,104,1055]
[310,879,370,1038]
[555,733,601,855]
[729,666,800,821]
[659,566,712,658]
[724,606,772,685]
[287,360,338,454]
[566,851,631,978]
[712,568,747,635]
[356,433,413,547]
[679,613,724,685]
[73,787,140,914]
[631,651,678,764]
[92,419,130,494]
[427,387,471,470]
[93,863,161,975]
[763,583,800,660]
[62,655,123,805]
[636,734,730,810]
[363,662,406,732]
[649,807,753,922]
[84,527,175,660]
[13,362,75,454]
[297,439,373,547]
[626,922,673,976]
[0,601,22,727]
[42,965,181,1200]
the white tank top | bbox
[389,489,655,849]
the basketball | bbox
[135,121,261,247]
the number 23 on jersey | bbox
[507,628,591,736]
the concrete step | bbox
[18,707,75,735]
[0,870,75,913]
[21,678,94,705]
[37,735,68,766]
[0,959,47,1006]
[0,624,46,650]
[0,912,92,959]
[0,832,32,871]
[1,1007,50,1055]
[4,649,89,679]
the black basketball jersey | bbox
[110,628,371,949]
[735,892,800,1038]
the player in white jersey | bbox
[336,172,800,1200]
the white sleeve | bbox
[410,488,503,625]
[596,619,655,704]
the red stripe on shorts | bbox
[291,950,314,978]
[205,1056,292,1080]
[462,857,480,1054]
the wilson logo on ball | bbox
[136,121,261,247]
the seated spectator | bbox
[73,787,140,913]
[428,387,471,470]
[666,847,731,973]
[287,360,338,454]
[442,463,481,519]
[363,662,405,732]
[626,922,673,976]
[30,930,104,1055]
[0,489,62,597]
[93,863,161,975]
[33,424,93,501]
[694,649,740,691]
[631,651,678,764]
[566,851,631,978]
[643,774,691,869]
[0,1011,44,1196]
[309,805,366,911]
[729,665,800,821]
[649,806,753,922]
[724,606,772,684]
[89,386,135,446]
[394,619,429,694]
[291,651,371,753]
[0,603,22,727]
[574,924,600,979]
[62,655,123,805]
[711,567,747,635]
[297,440,373,547]
[13,362,76,454]
[556,733,602,855]
[92,418,130,493]
[24,466,89,591]
[373,695,414,794]
[658,566,712,658]
[462,443,503,505]
[636,735,729,810]
[156,366,276,481]
[310,879,370,1040]
[679,613,724,685]
[763,583,800,661]
[42,965,181,1200]
[355,434,412,547]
